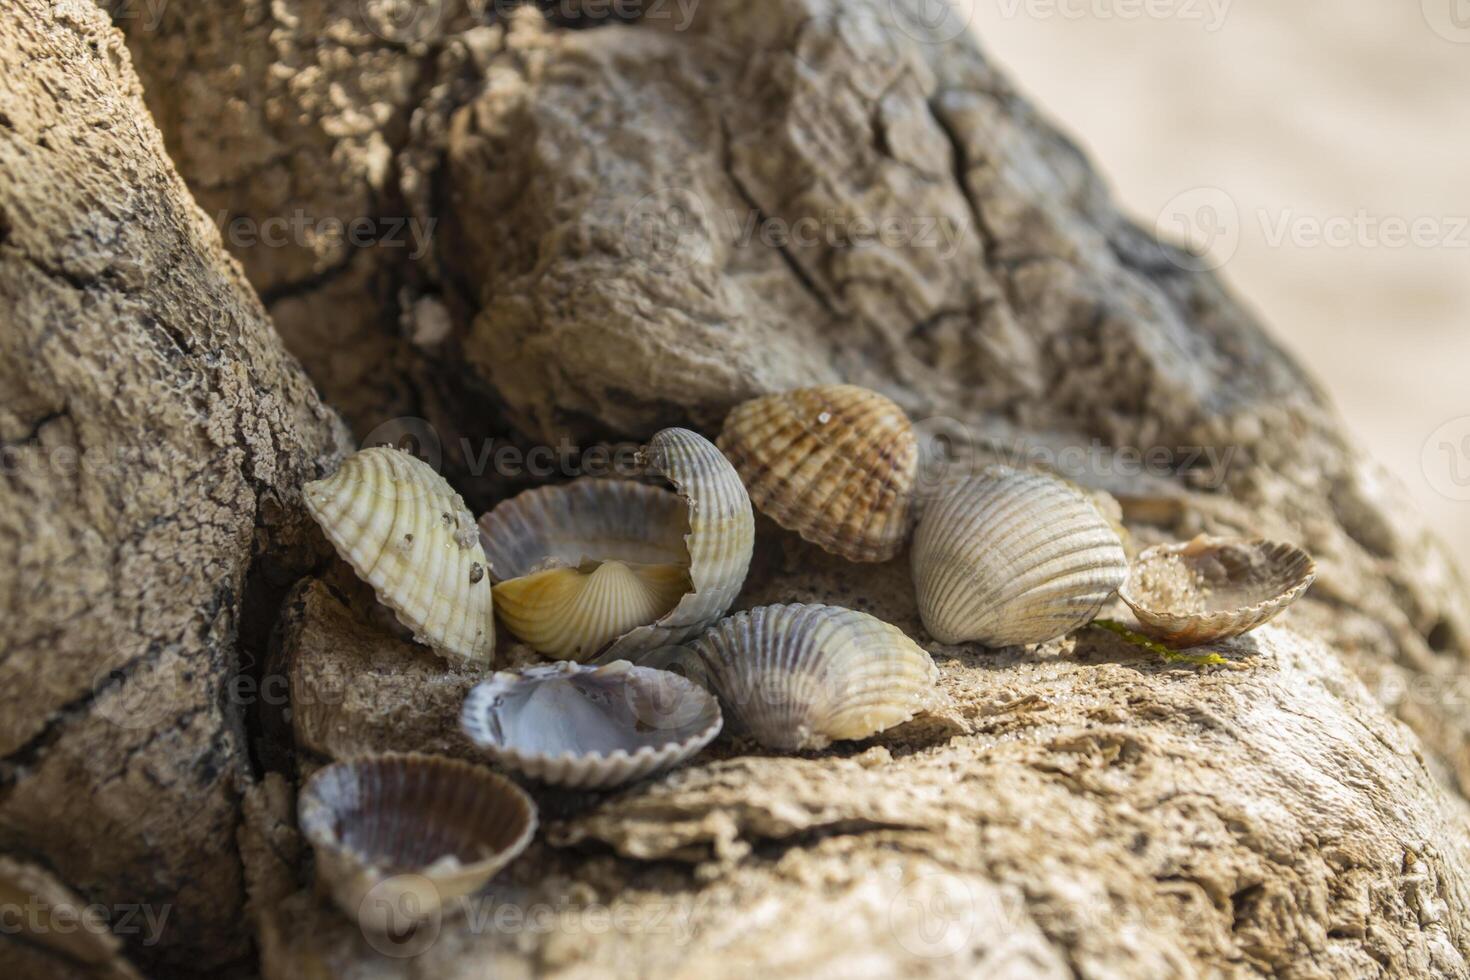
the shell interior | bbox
[600,428,755,661]
[718,385,918,563]
[298,753,536,930]
[304,447,494,663]
[912,466,1128,648]
[461,660,723,788]
[1120,536,1316,648]
[690,603,939,751]
[479,479,695,661]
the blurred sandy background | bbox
[967,0,1470,560]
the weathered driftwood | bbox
[0,2,348,974]
[0,0,1464,975]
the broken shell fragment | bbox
[912,466,1128,647]
[718,385,918,562]
[461,660,723,788]
[688,603,939,751]
[298,753,536,933]
[1119,535,1316,648]
[305,447,494,664]
[601,428,756,661]
[479,479,691,661]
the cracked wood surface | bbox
[0,1,349,973]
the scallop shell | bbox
[479,479,691,661]
[298,753,535,933]
[305,447,494,664]
[912,466,1128,647]
[1119,535,1316,648]
[600,428,755,661]
[688,603,938,751]
[718,385,918,562]
[461,660,723,788]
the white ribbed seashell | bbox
[479,479,691,661]
[599,428,755,662]
[1119,535,1316,648]
[461,660,723,788]
[298,753,536,933]
[912,466,1128,647]
[688,603,939,751]
[305,447,494,663]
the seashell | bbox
[718,385,918,562]
[912,466,1128,647]
[461,660,723,788]
[305,447,494,664]
[1119,535,1316,648]
[298,753,535,933]
[688,603,938,751]
[600,428,755,661]
[480,479,691,661]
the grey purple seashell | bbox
[460,660,723,788]
[298,753,536,933]
[912,466,1128,647]
[688,603,939,751]
[1119,534,1316,648]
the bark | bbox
[0,1,349,972]
[0,0,1453,975]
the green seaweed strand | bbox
[1090,619,1233,667]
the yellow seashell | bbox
[1119,535,1316,649]
[492,560,691,661]
[718,385,919,563]
[304,447,494,664]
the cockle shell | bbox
[1119,535,1316,648]
[717,385,918,563]
[599,428,755,661]
[305,447,494,664]
[688,603,938,751]
[479,479,691,661]
[912,466,1128,647]
[298,753,536,932]
[461,660,723,788]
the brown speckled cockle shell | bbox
[717,385,918,563]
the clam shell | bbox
[718,385,918,562]
[461,660,723,788]
[689,603,938,751]
[1119,535,1316,648]
[912,466,1128,647]
[601,428,755,661]
[305,447,494,664]
[479,479,691,661]
[298,753,536,932]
